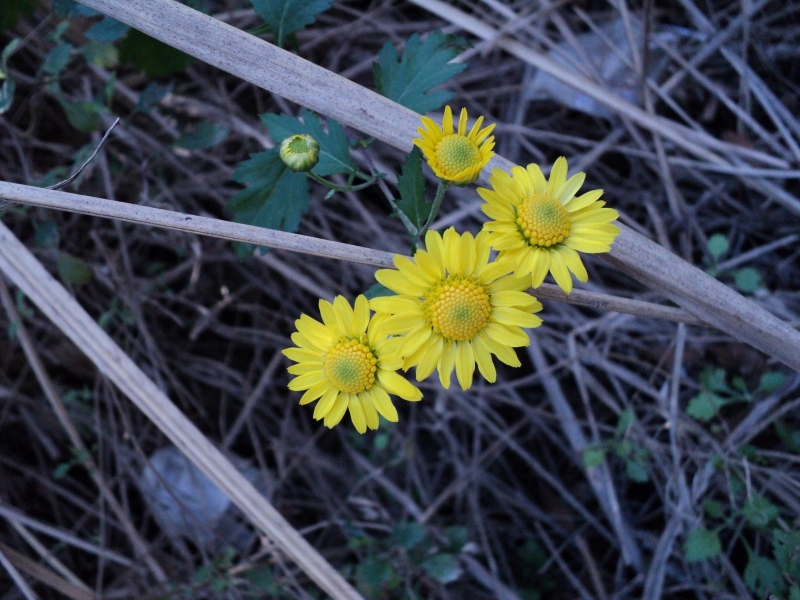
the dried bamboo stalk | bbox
[0,222,364,600]
[0,181,703,325]
[70,0,800,371]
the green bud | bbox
[279,134,320,172]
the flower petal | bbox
[546,157,568,196]
[565,188,603,212]
[353,295,370,334]
[399,324,433,357]
[333,296,356,336]
[491,306,543,329]
[313,387,340,419]
[442,105,454,135]
[415,335,444,381]
[424,230,446,272]
[473,336,496,383]
[557,245,588,283]
[438,340,457,389]
[548,247,573,293]
[554,171,585,204]
[375,269,428,296]
[347,394,367,434]
[299,379,333,405]
[527,163,547,194]
[530,248,551,288]
[378,370,422,401]
[455,341,476,390]
[370,387,399,421]
[458,107,468,135]
[370,295,420,315]
[359,392,380,431]
[324,393,349,428]
[282,347,323,363]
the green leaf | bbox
[703,499,725,519]
[742,496,780,528]
[581,447,606,468]
[57,253,93,286]
[701,367,728,392]
[373,32,469,113]
[85,17,129,42]
[443,526,468,551]
[625,459,649,483]
[363,282,394,300]
[758,371,785,393]
[226,148,310,255]
[261,110,355,177]
[388,521,426,550]
[733,267,763,293]
[80,42,119,68]
[791,584,800,600]
[744,555,787,596]
[686,391,726,421]
[174,122,230,150]
[773,530,800,581]
[119,29,193,77]
[249,0,333,48]
[33,220,60,249]
[0,79,14,114]
[421,553,461,584]
[0,0,36,31]
[40,42,73,77]
[395,147,431,231]
[60,100,105,132]
[684,528,721,562]
[615,408,635,437]
[775,421,800,453]
[707,233,729,261]
[355,557,396,596]
[53,462,73,480]
[136,82,173,114]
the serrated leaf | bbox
[373,32,469,113]
[733,267,763,293]
[701,367,728,392]
[581,447,606,468]
[57,253,93,286]
[744,555,787,596]
[773,530,800,581]
[742,496,779,528]
[684,528,721,562]
[85,17,129,42]
[40,42,73,77]
[120,29,193,77]
[261,110,355,177]
[363,282,394,300]
[686,391,726,421]
[174,122,230,150]
[422,553,461,584]
[707,233,729,261]
[0,79,14,114]
[60,100,105,132]
[395,147,431,231]
[249,0,333,48]
[226,148,310,255]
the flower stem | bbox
[307,171,379,193]
[417,181,450,242]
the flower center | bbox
[324,335,378,394]
[423,276,491,341]
[516,194,571,247]
[434,135,481,179]
[287,136,310,154]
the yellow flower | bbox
[370,229,542,391]
[413,106,495,186]
[283,295,422,434]
[279,134,320,172]
[478,157,620,294]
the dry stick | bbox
[0,181,702,325]
[0,543,39,600]
[0,279,168,584]
[0,222,364,600]
[72,0,800,372]
[0,543,95,600]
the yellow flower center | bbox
[516,194,571,247]
[423,276,491,341]
[324,335,378,393]
[434,135,481,179]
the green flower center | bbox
[287,136,310,154]
[325,335,377,393]
[434,135,481,179]
[423,276,491,341]
[516,194,571,247]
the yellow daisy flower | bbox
[283,295,422,434]
[370,229,543,391]
[478,157,620,294]
[413,106,495,186]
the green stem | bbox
[307,171,379,192]
[417,181,450,242]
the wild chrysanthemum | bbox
[283,295,422,433]
[370,229,542,391]
[413,106,495,186]
[478,157,620,294]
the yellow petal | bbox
[378,369,422,401]
[480,332,522,367]
[554,171,585,204]
[299,380,333,405]
[491,306,543,329]
[415,335,444,381]
[323,392,349,428]
[382,313,425,334]
[564,236,612,254]
[419,116,442,138]
[443,105,453,135]
[291,331,328,353]
[480,260,517,286]
[467,115,484,140]
[424,230,446,272]
[491,232,525,251]
[415,249,443,280]
[461,231,477,275]
[296,315,336,346]
[333,296,356,336]
[347,394,366,434]
[394,255,432,287]
[481,202,515,221]
[511,165,534,197]
[458,107,468,135]
[488,271,529,294]
[313,387,340,419]
[370,296,420,315]
[375,269,428,296]
[485,322,530,347]
[569,207,619,225]
[557,245,588,283]
[565,188,603,212]
[353,295,370,334]
[530,248,551,288]
[473,123,495,146]
[358,392,380,431]
[288,362,325,375]
[455,341,475,390]
[443,227,462,275]
[438,340,457,389]
[526,163,547,194]
[288,370,330,391]
[399,324,433,357]
[548,247,573,294]
[282,347,323,363]
[546,157,568,196]
[490,290,535,307]
[472,337,496,383]
[318,299,337,329]
[370,387,399,421]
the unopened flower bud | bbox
[279,134,319,172]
